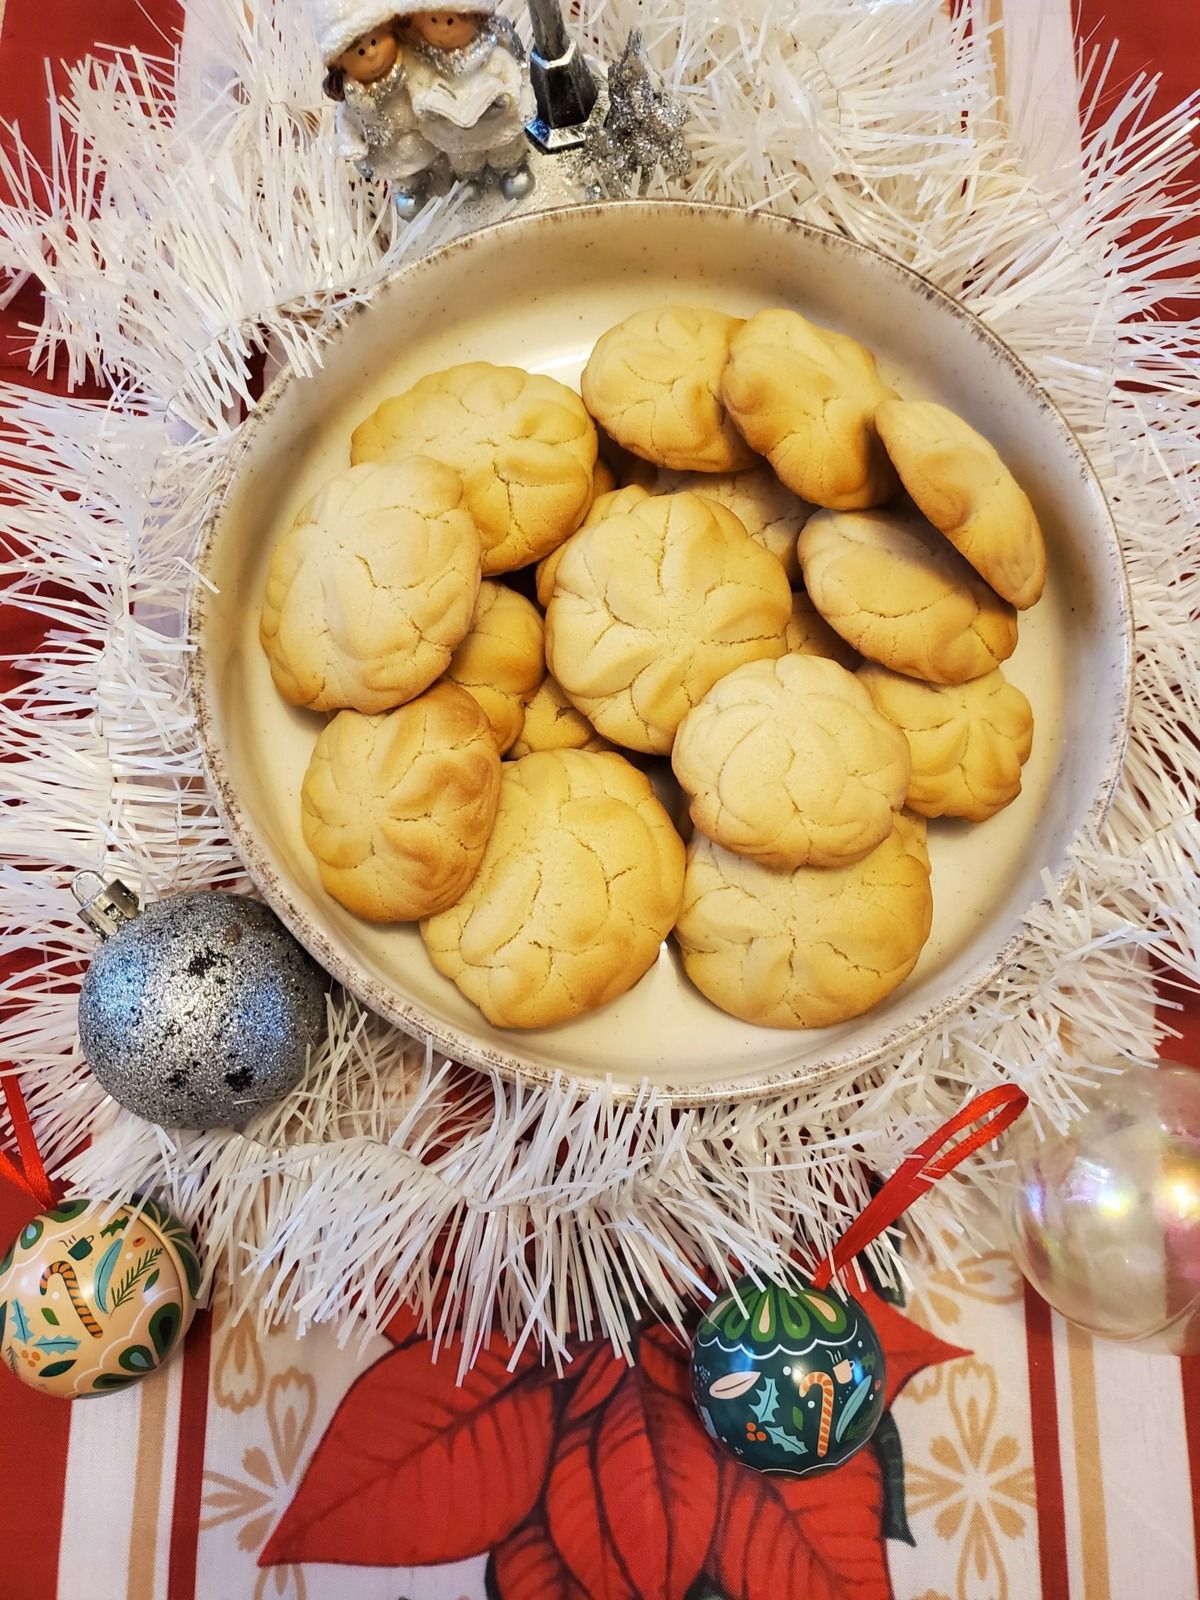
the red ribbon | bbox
[810,1084,1029,1290]
[0,1068,56,1212]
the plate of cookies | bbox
[189,202,1132,1102]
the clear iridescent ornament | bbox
[1003,1061,1200,1354]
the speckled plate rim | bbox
[187,200,1134,1106]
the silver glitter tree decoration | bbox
[581,30,692,198]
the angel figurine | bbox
[394,6,535,198]
[312,0,440,216]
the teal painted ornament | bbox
[690,1278,886,1477]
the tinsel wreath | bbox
[1,0,1198,1371]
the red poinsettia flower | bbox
[262,1284,965,1598]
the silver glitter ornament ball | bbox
[76,887,328,1130]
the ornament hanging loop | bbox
[72,873,140,939]
[811,1084,1029,1290]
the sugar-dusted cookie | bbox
[721,309,899,509]
[421,750,685,1028]
[301,683,500,923]
[675,818,933,1028]
[350,362,597,575]
[509,676,608,758]
[546,492,792,754]
[857,663,1034,821]
[581,307,757,473]
[875,400,1046,609]
[445,581,545,754]
[656,465,811,583]
[797,506,1018,684]
[535,484,651,608]
[260,459,481,714]
[785,590,860,671]
[672,655,910,869]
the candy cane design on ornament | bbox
[39,1261,104,1339]
[798,1369,835,1457]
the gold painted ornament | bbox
[0,1197,200,1398]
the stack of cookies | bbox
[258,302,1043,1034]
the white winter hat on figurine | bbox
[390,0,497,17]
[309,0,402,64]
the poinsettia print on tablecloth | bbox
[258,1287,965,1599]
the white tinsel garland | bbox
[0,0,1197,1369]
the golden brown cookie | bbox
[785,590,860,671]
[875,400,1046,609]
[721,309,899,509]
[797,506,1018,684]
[545,492,792,754]
[581,307,757,473]
[672,655,911,869]
[350,362,597,575]
[674,818,933,1028]
[445,580,545,753]
[535,484,652,608]
[656,466,811,583]
[420,750,685,1028]
[509,676,608,757]
[857,663,1034,821]
[592,456,618,497]
[300,683,500,922]
[259,459,481,714]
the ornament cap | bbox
[72,873,141,939]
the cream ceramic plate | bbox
[189,202,1131,1104]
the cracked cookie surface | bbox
[721,309,899,509]
[259,458,481,713]
[655,465,811,583]
[420,749,685,1028]
[445,580,545,754]
[301,682,501,923]
[510,676,608,757]
[672,655,911,869]
[858,662,1034,821]
[350,362,597,575]
[785,589,861,670]
[797,505,1018,684]
[581,306,757,473]
[535,484,651,608]
[545,491,792,754]
[675,816,933,1028]
[875,399,1047,609]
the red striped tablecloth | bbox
[1,2,1197,1596]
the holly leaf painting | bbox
[34,1335,81,1356]
[260,1342,554,1568]
[762,1423,806,1457]
[749,1377,779,1425]
[9,1301,30,1343]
